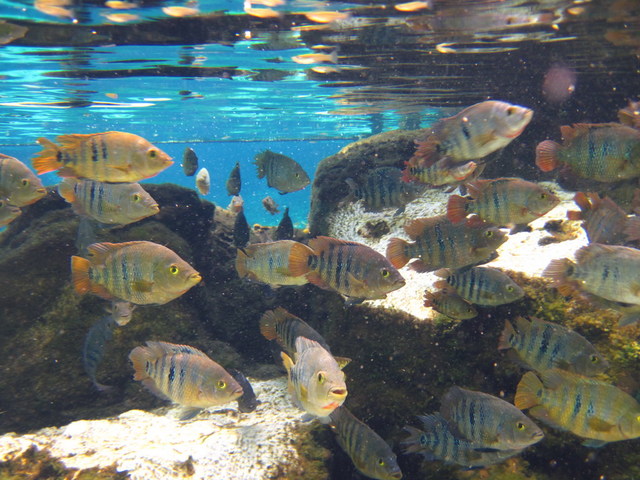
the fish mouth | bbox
[390,471,402,479]
[190,273,202,284]
[35,188,47,194]
[329,387,347,399]
[149,204,160,213]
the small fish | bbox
[515,369,640,446]
[195,167,210,195]
[386,215,506,272]
[0,198,21,227]
[281,336,347,420]
[260,307,332,355]
[236,240,313,286]
[411,101,533,166]
[262,195,280,214]
[618,100,640,129]
[567,192,640,245]
[394,0,431,11]
[162,5,199,16]
[227,368,259,413]
[228,195,244,213]
[58,178,159,226]
[226,162,241,196]
[403,414,524,468]
[83,315,117,392]
[275,207,294,240]
[107,300,136,326]
[254,150,310,194]
[129,341,243,420]
[345,167,424,213]
[447,178,560,231]
[289,236,405,302]
[0,153,46,207]
[439,386,544,450]
[71,241,202,305]
[233,207,251,250]
[103,12,139,22]
[328,406,403,480]
[423,287,477,320]
[304,11,350,23]
[498,317,608,377]
[105,1,139,8]
[535,123,640,182]
[401,157,478,188]
[434,267,524,306]
[291,51,338,64]
[244,6,281,18]
[182,147,198,176]
[32,131,173,183]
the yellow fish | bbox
[0,153,46,207]
[33,131,173,183]
[236,240,313,286]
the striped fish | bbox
[423,288,477,320]
[434,266,524,306]
[83,315,117,392]
[71,241,201,305]
[345,167,424,213]
[329,406,403,480]
[129,341,243,420]
[58,178,159,226]
[536,123,640,182]
[498,317,608,377]
[386,215,506,272]
[0,198,21,227]
[403,414,524,468]
[288,236,405,302]
[439,386,544,450]
[281,337,347,420]
[254,149,310,194]
[410,101,533,166]
[235,240,313,286]
[32,131,173,182]
[515,369,640,446]
[402,158,478,188]
[260,307,332,355]
[0,153,46,207]
[447,178,560,230]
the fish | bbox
[328,406,403,480]
[195,167,210,195]
[344,167,424,214]
[386,215,506,272]
[410,101,533,166]
[235,240,313,286]
[288,236,406,303]
[281,336,347,420]
[439,386,544,451]
[515,369,640,446]
[103,12,139,22]
[618,100,640,129]
[32,131,173,183]
[260,307,332,355]
[275,207,294,240]
[227,368,259,413]
[71,241,202,305]
[254,150,310,194]
[291,51,338,64]
[567,192,640,245]
[434,267,524,306]
[394,1,431,12]
[104,1,138,8]
[304,11,350,23]
[228,195,243,213]
[498,317,609,377]
[0,153,47,207]
[182,147,198,176]
[403,414,524,468]
[162,6,199,16]
[233,207,251,250]
[262,195,280,214]
[401,157,478,188]
[226,162,241,196]
[107,300,136,326]
[423,287,477,320]
[83,315,117,392]
[0,198,21,227]
[129,341,243,420]
[535,123,640,182]
[58,178,159,226]
[447,178,560,231]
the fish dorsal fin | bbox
[465,179,491,198]
[463,215,490,229]
[540,368,578,390]
[587,417,617,433]
[514,316,532,332]
[308,236,361,251]
[404,216,443,239]
[86,242,124,265]
[574,244,614,264]
[334,356,352,369]
[144,341,208,358]
[57,132,113,149]
[295,336,322,354]
[560,124,590,143]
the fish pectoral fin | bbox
[110,164,132,173]
[346,272,367,289]
[587,417,616,433]
[132,280,154,292]
[299,384,308,402]
[582,439,609,448]
[475,131,497,147]
[178,407,203,421]
[280,352,294,373]
[334,356,352,369]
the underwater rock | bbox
[357,219,390,239]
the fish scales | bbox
[236,240,312,286]
[435,266,524,306]
[0,153,46,207]
[260,307,331,355]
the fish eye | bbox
[637,415,640,423]
[217,380,226,389]
[507,107,516,116]
[378,458,385,466]
[132,194,141,202]
[540,193,547,199]
[485,231,494,237]
[590,355,599,363]
[295,173,300,178]
[169,265,180,275]
[516,422,526,430]
[21,179,29,187]
[148,149,157,159]
[381,268,390,278]
[506,285,514,292]
[317,372,325,384]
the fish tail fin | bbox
[542,258,576,296]
[329,50,339,64]
[515,371,544,410]
[235,248,249,278]
[573,191,591,211]
[446,194,470,223]
[71,256,91,295]
[57,178,76,203]
[128,345,153,381]
[254,152,267,179]
[535,140,560,172]
[498,319,516,350]
[423,290,436,308]
[32,137,61,175]
[624,216,640,242]
[566,210,582,221]
[287,242,313,277]
[402,425,429,455]
[259,309,280,341]
[386,237,409,268]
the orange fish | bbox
[33,131,173,183]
